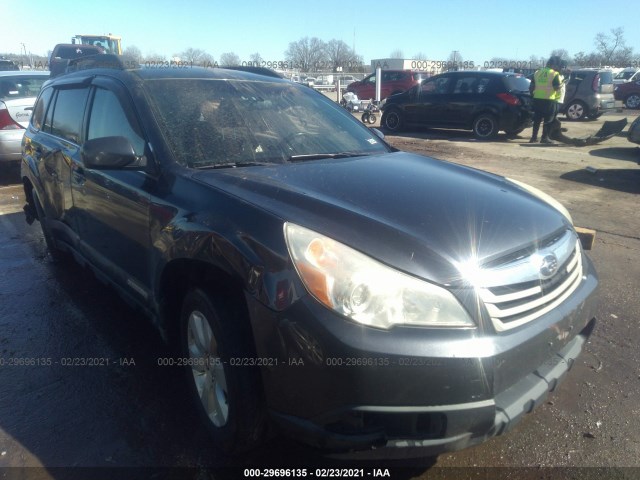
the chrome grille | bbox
[475,230,584,332]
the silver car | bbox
[562,69,616,120]
[0,70,49,163]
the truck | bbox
[71,34,122,55]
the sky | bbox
[2,0,639,69]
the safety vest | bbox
[533,67,560,101]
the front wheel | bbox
[381,109,404,132]
[361,113,370,124]
[472,114,498,140]
[368,113,377,124]
[625,94,640,109]
[180,288,265,454]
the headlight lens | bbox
[284,223,474,329]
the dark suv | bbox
[21,58,598,457]
[346,69,426,100]
[381,71,533,139]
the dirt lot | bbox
[375,112,640,471]
[0,106,638,478]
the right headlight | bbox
[284,223,475,330]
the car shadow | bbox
[0,163,20,187]
[387,129,514,143]
[588,146,640,163]
[560,168,640,194]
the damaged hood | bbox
[192,152,571,285]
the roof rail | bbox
[65,54,139,74]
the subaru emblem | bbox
[539,253,559,278]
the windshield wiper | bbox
[192,161,275,169]
[288,152,365,162]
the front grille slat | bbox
[475,231,584,332]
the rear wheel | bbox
[625,94,640,109]
[565,101,587,120]
[381,109,404,132]
[472,114,499,140]
[180,287,265,454]
[368,113,377,124]
[32,188,65,262]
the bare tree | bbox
[220,52,241,66]
[123,45,142,63]
[325,39,359,71]
[143,52,167,62]
[285,37,327,72]
[176,48,211,65]
[447,51,463,70]
[412,52,428,60]
[550,49,570,61]
[595,27,628,65]
[249,52,263,65]
[389,49,404,59]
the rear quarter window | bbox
[598,71,613,84]
[31,87,54,130]
[50,87,90,144]
[503,75,531,93]
[0,75,48,100]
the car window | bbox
[143,78,389,168]
[421,77,451,94]
[53,46,101,59]
[87,88,146,156]
[598,71,613,84]
[364,74,376,84]
[503,75,531,93]
[0,75,48,100]
[31,87,54,130]
[452,77,478,94]
[383,71,404,82]
[50,87,90,144]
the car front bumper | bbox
[247,254,598,456]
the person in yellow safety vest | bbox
[529,56,563,144]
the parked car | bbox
[0,59,20,71]
[562,69,615,120]
[0,71,50,163]
[21,57,598,457]
[347,69,427,100]
[614,79,640,109]
[49,43,105,77]
[613,67,640,85]
[381,71,533,139]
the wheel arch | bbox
[157,258,249,346]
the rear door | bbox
[26,82,90,246]
[441,74,486,126]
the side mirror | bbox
[81,136,137,169]
[371,128,385,140]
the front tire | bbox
[180,288,265,454]
[625,94,640,109]
[381,109,404,132]
[472,114,498,140]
